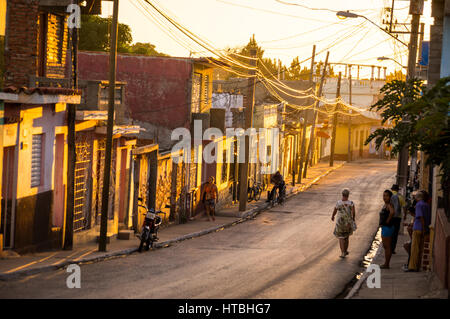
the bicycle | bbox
[247,178,263,202]
[268,182,286,207]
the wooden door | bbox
[53,134,65,227]
[1,146,15,248]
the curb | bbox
[0,163,344,281]
[344,230,384,299]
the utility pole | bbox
[304,51,329,178]
[238,48,257,212]
[298,45,316,183]
[348,67,353,163]
[397,0,422,196]
[330,72,341,167]
[64,0,78,250]
[99,0,119,251]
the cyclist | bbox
[267,171,285,202]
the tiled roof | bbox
[2,86,81,96]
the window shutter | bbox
[31,134,43,187]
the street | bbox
[0,160,397,298]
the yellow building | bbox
[332,111,386,161]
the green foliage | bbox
[406,77,450,181]
[128,42,169,57]
[366,77,450,214]
[286,57,310,80]
[79,15,132,53]
[79,15,168,57]
[386,70,406,82]
[365,78,425,155]
[239,35,265,60]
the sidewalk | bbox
[349,231,448,299]
[0,161,344,281]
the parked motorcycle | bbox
[137,198,166,252]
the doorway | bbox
[118,148,128,224]
[53,134,65,228]
[1,146,16,249]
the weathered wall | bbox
[4,1,69,87]
[4,0,39,87]
[3,102,68,251]
[77,52,193,132]
[433,209,450,289]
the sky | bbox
[100,0,433,78]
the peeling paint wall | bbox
[78,52,193,132]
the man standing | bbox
[390,184,405,254]
[407,191,431,272]
[201,176,218,222]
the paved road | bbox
[0,160,397,299]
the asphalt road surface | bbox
[0,160,397,299]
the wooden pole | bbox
[63,1,78,250]
[304,51,329,177]
[397,3,421,194]
[298,45,315,183]
[99,0,119,251]
[348,70,353,163]
[238,48,257,211]
[330,72,341,167]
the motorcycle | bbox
[137,197,166,252]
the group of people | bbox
[331,184,431,272]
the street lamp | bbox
[377,56,407,68]
[336,11,408,47]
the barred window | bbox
[203,74,210,111]
[31,134,44,187]
[191,73,202,113]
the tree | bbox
[79,15,132,53]
[365,78,425,155]
[366,77,450,215]
[128,42,168,57]
[286,57,310,80]
[405,77,450,216]
[386,70,406,82]
[79,15,169,57]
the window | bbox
[47,14,64,64]
[191,72,202,113]
[221,150,228,184]
[189,151,197,190]
[31,134,44,187]
[203,74,210,111]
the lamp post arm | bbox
[359,15,408,47]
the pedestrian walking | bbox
[406,190,431,272]
[331,189,356,258]
[201,176,218,222]
[390,184,405,254]
[379,190,395,269]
